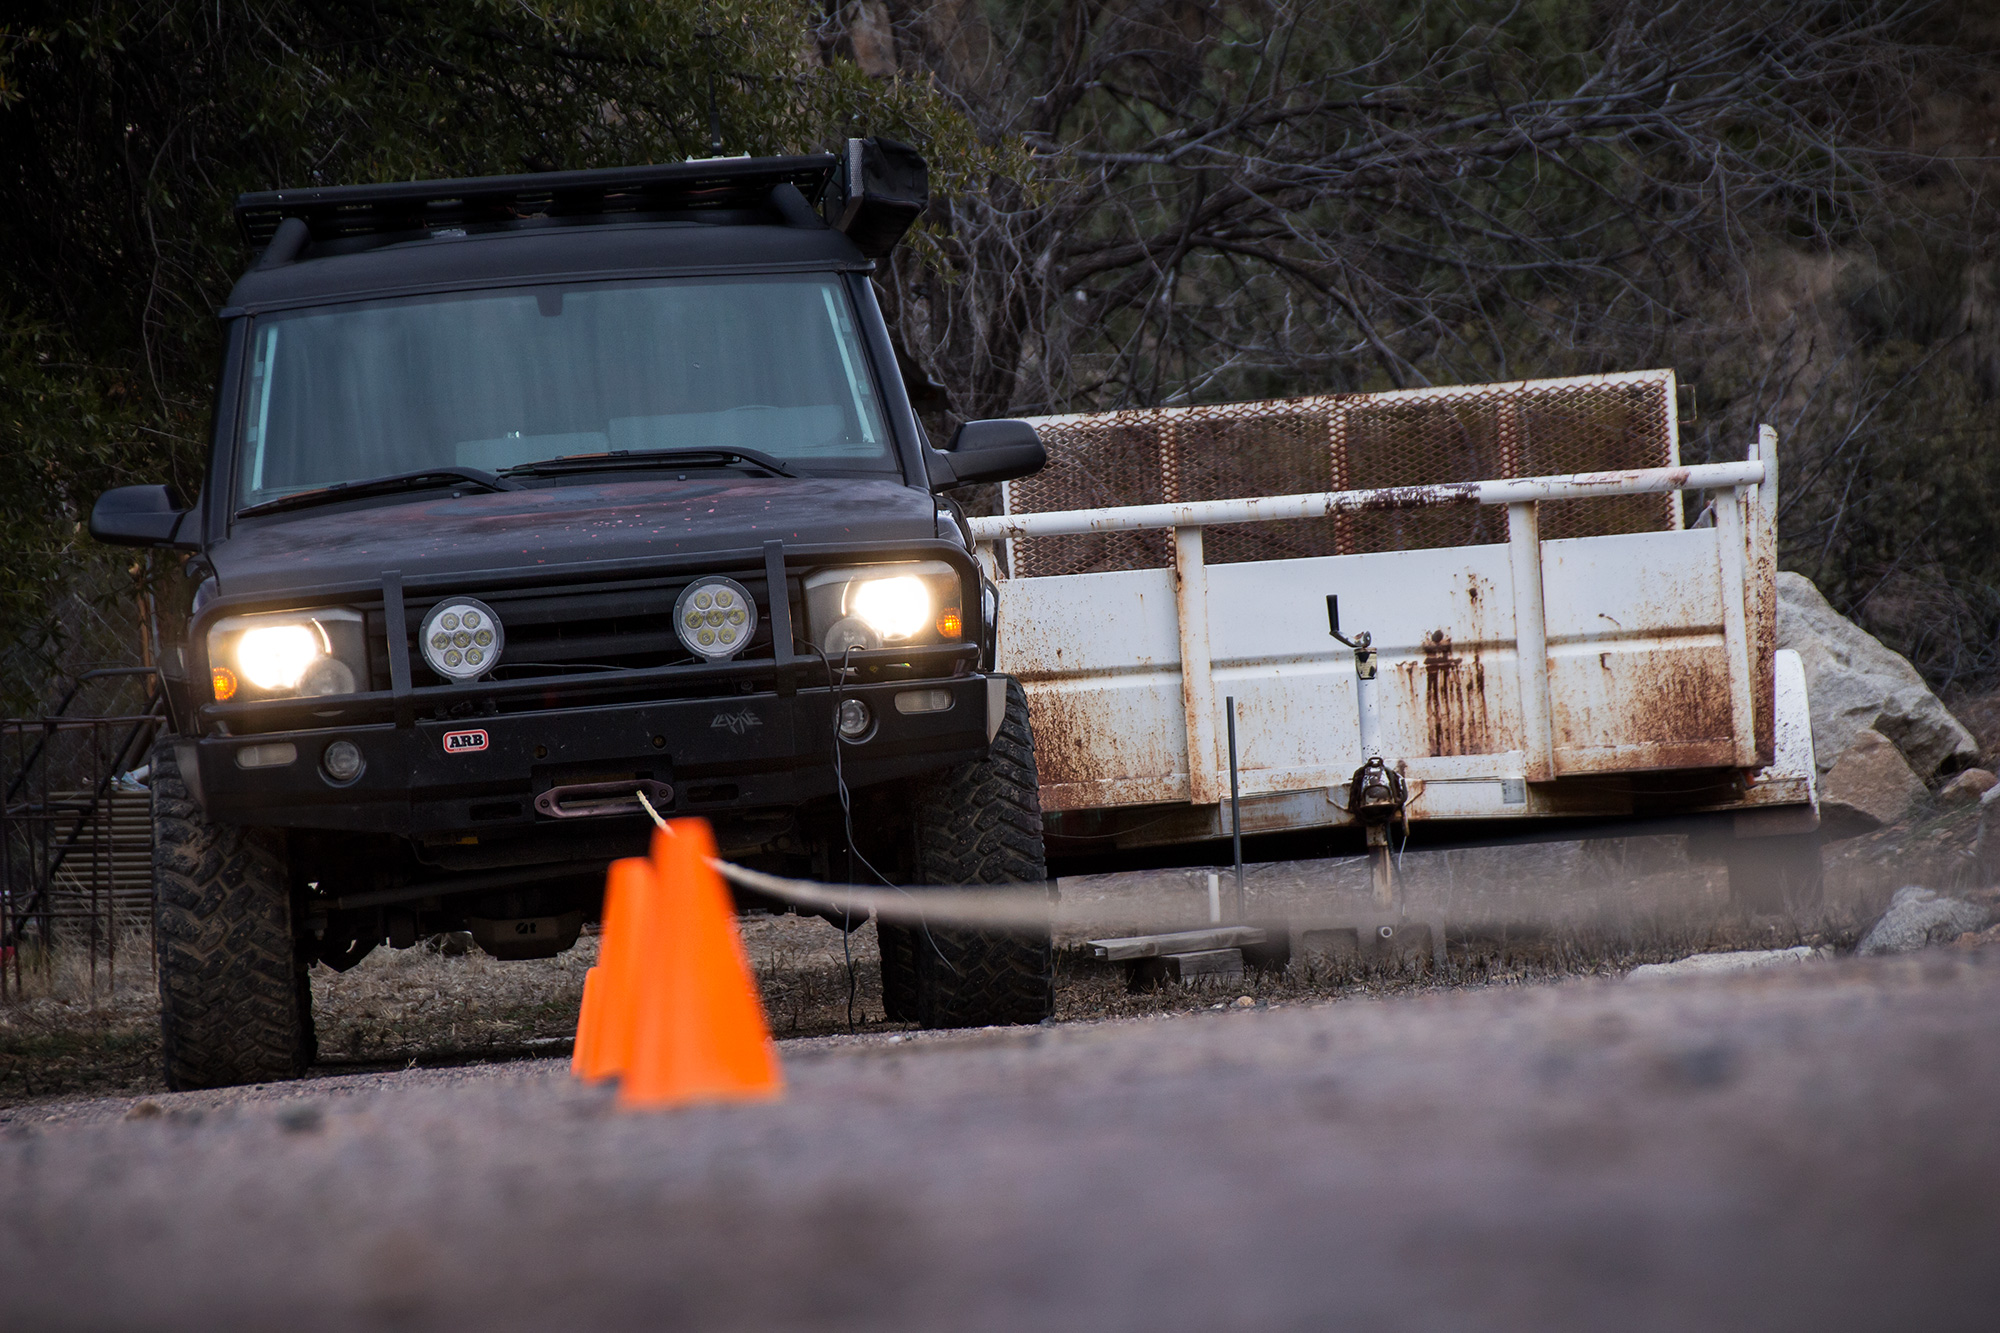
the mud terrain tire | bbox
[877,920,919,1022]
[906,678,1055,1027]
[151,738,314,1089]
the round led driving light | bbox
[674,576,758,662]
[420,596,505,681]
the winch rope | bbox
[634,789,1062,930]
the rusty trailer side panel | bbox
[1000,528,1754,817]
[975,387,1802,840]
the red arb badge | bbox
[442,728,489,754]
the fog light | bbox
[894,688,953,715]
[235,742,297,770]
[836,698,872,739]
[322,740,364,783]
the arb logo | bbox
[442,729,489,754]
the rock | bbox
[1854,885,1991,956]
[1977,786,2000,883]
[1627,946,1825,981]
[1937,767,1998,806]
[1819,728,1926,833]
[1776,572,1977,779]
[843,1,898,78]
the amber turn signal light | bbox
[936,609,963,638]
[211,667,238,701]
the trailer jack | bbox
[1330,597,1409,910]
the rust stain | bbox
[1614,655,1732,745]
[1399,629,1495,757]
[1338,481,1483,513]
[1023,687,1098,788]
[1024,686,1178,791]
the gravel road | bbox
[3,946,1996,1332]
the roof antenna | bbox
[702,30,724,156]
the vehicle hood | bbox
[207,476,943,598]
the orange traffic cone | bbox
[575,856,660,1083]
[618,817,784,1109]
[570,965,602,1078]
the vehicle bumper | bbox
[188,675,1002,835]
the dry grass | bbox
[0,929,161,1103]
[312,936,592,1066]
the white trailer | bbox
[968,370,1819,921]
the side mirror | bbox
[90,485,196,549]
[926,419,1046,490]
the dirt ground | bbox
[2,939,1996,1331]
[1,806,1995,1328]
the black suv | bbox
[90,141,1054,1090]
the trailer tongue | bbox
[968,370,1819,924]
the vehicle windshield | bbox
[234,273,897,511]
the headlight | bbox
[207,609,364,701]
[237,623,320,689]
[674,576,758,661]
[803,562,963,656]
[421,597,505,681]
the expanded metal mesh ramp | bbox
[1003,370,1680,578]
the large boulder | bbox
[1819,727,1926,833]
[1776,572,1977,780]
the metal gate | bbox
[1,669,162,997]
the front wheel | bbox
[902,678,1055,1027]
[151,738,315,1089]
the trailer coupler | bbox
[1348,755,1408,908]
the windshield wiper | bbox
[500,447,797,480]
[236,467,524,519]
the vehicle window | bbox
[235,274,896,509]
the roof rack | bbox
[234,154,839,248]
